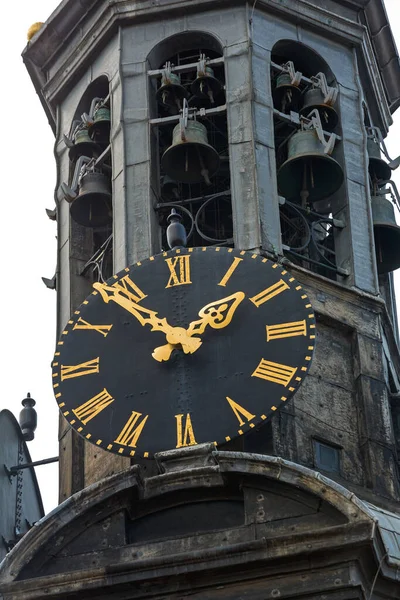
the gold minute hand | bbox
[93,282,201,361]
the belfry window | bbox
[271,41,347,281]
[148,33,232,250]
[61,77,113,286]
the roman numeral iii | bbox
[60,357,100,381]
[165,255,192,288]
[72,388,114,424]
[252,359,297,387]
[266,320,307,341]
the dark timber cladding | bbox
[2,0,400,599]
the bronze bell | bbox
[367,136,391,184]
[70,171,112,227]
[161,120,220,184]
[156,72,188,110]
[277,128,344,204]
[188,93,212,111]
[88,104,111,147]
[68,127,101,163]
[300,87,339,131]
[161,175,179,200]
[273,73,301,113]
[371,192,400,273]
[191,66,222,104]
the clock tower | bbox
[2,0,400,598]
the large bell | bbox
[368,136,391,184]
[273,73,301,113]
[277,129,344,204]
[156,72,188,110]
[70,171,112,227]
[300,88,339,131]
[68,127,101,163]
[191,66,222,104]
[88,104,111,147]
[161,120,220,184]
[371,193,400,274]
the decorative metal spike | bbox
[166,208,187,249]
[19,393,37,442]
[45,208,57,221]
[42,274,57,290]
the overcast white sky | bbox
[1,0,400,515]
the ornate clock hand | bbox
[153,291,246,360]
[186,291,246,337]
[93,282,202,361]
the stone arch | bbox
[0,448,376,595]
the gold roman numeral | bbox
[249,280,289,307]
[72,388,114,424]
[113,275,147,303]
[218,257,243,287]
[175,413,197,448]
[252,359,297,387]
[266,319,307,341]
[73,317,113,337]
[165,255,191,288]
[114,411,149,447]
[226,397,255,426]
[60,357,99,381]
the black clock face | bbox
[52,247,315,458]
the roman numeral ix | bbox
[60,357,100,381]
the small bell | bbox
[88,103,111,147]
[300,87,339,131]
[273,72,302,113]
[371,191,400,273]
[191,65,222,104]
[66,127,101,163]
[367,135,391,184]
[161,175,179,200]
[166,208,187,249]
[156,70,188,111]
[70,171,112,228]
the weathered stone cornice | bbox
[22,0,399,131]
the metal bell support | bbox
[64,125,101,163]
[367,134,392,184]
[161,102,220,184]
[371,187,400,274]
[277,111,344,204]
[191,55,222,104]
[272,61,302,113]
[300,73,339,132]
[156,63,188,110]
[88,100,111,147]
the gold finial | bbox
[27,22,44,41]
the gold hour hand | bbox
[187,291,245,337]
[93,282,201,360]
[94,282,170,332]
